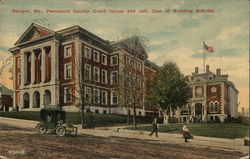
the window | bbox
[103,110,107,114]
[84,46,91,59]
[93,67,100,82]
[85,86,91,102]
[211,87,217,97]
[111,55,118,66]
[95,110,99,114]
[18,73,21,85]
[111,91,118,105]
[126,57,130,65]
[209,101,219,113]
[137,62,142,71]
[64,45,72,58]
[111,71,118,85]
[101,54,107,65]
[93,88,100,104]
[84,64,91,80]
[64,63,72,79]
[93,50,100,62]
[101,70,107,84]
[64,86,72,103]
[86,108,91,113]
[102,91,108,105]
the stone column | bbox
[50,41,60,107]
[21,52,27,87]
[41,48,46,83]
[29,90,33,109]
[31,51,36,84]
[40,90,44,108]
[51,41,59,84]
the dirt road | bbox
[0,124,246,159]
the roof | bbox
[145,60,160,71]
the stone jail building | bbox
[9,23,158,115]
[177,65,239,122]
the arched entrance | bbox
[33,91,40,108]
[23,92,30,108]
[44,90,51,106]
[194,103,202,122]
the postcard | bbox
[0,0,249,159]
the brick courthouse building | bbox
[177,65,239,122]
[9,23,158,115]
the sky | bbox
[0,0,249,110]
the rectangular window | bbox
[93,88,100,104]
[18,73,21,85]
[93,50,100,62]
[101,54,107,65]
[64,45,72,58]
[84,64,91,80]
[64,63,72,80]
[84,46,91,59]
[137,62,142,71]
[111,71,118,85]
[126,57,130,65]
[64,86,72,103]
[111,55,118,66]
[111,91,118,105]
[102,90,108,105]
[93,67,100,82]
[101,70,107,84]
[85,86,91,102]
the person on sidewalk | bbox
[182,122,190,142]
[149,118,159,137]
[89,112,95,129]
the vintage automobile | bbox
[36,108,77,137]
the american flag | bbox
[203,41,214,52]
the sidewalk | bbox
[0,117,249,154]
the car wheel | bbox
[56,126,66,137]
[37,123,47,134]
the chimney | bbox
[195,67,199,74]
[216,68,221,75]
[206,65,210,73]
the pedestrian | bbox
[16,104,19,112]
[182,122,190,142]
[89,112,95,129]
[149,118,159,137]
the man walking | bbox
[89,112,95,129]
[149,118,159,137]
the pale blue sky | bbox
[0,0,249,107]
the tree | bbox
[116,29,149,129]
[148,61,191,123]
[0,55,12,76]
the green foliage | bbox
[148,61,190,111]
[130,123,249,139]
[0,111,151,127]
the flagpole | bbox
[203,41,205,74]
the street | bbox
[0,123,246,159]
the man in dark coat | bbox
[149,118,158,137]
[89,112,95,129]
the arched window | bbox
[209,101,219,113]
[33,91,40,108]
[44,90,51,106]
[23,92,30,108]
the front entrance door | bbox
[195,103,202,122]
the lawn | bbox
[128,123,249,139]
[0,111,151,127]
